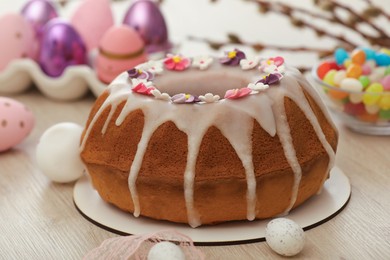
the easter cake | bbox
[80,50,338,227]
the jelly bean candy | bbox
[365,104,380,114]
[346,64,362,78]
[369,67,386,83]
[380,48,390,56]
[323,70,337,86]
[361,47,376,60]
[344,59,352,69]
[381,75,390,91]
[375,53,390,66]
[361,63,372,75]
[340,78,363,92]
[378,93,390,110]
[359,76,370,89]
[350,93,363,104]
[358,112,378,122]
[363,83,384,105]
[328,88,349,100]
[344,102,365,116]
[335,48,349,65]
[351,49,366,65]
[334,70,347,86]
[317,61,339,79]
[379,109,390,120]
[385,66,390,76]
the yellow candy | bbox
[323,69,337,86]
[344,59,352,68]
[363,83,384,105]
[378,93,390,110]
[380,48,390,56]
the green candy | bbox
[359,76,370,89]
[385,66,390,76]
[379,109,390,120]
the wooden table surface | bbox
[1,87,390,260]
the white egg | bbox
[36,122,84,183]
[147,241,185,260]
[265,218,305,256]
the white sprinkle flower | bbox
[240,57,260,70]
[248,82,269,92]
[192,56,213,70]
[263,64,286,74]
[138,60,164,75]
[151,89,171,101]
[131,78,153,87]
[199,93,220,103]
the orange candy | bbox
[357,112,379,123]
[346,64,362,78]
[351,49,366,65]
[328,88,349,100]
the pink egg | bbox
[0,97,35,152]
[96,25,147,84]
[381,75,390,91]
[361,63,372,75]
[0,13,35,71]
[71,0,114,51]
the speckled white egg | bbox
[36,122,84,183]
[147,241,185,260]
[0,97,35,152]
[265,218,305,256]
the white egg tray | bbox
[0,59,107,100]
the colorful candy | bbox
[316,47,390,126]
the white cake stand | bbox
[73,167,351,245]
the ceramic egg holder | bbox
[0,0,171,101]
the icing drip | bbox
[268,86,302,215]
[80,64,337,226]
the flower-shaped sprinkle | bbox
[127,68,154,81]
[132,82,155,96]
[192,56,213,70]
[247,82,269,92]
[259,56,285,73]
[171,93,200,104]
[240,57,260,70]
[151,89,171,101]
[164,54,191,71]
[257,72,283,85]
[138,60,164,75]
[199,93,220,103]
[224,87,252,99]
[220,49,246,66]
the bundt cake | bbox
[80,50,338,228]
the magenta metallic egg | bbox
[39,19,88,77]
[21,0,58,59]
[123,0,171,54]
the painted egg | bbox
[265,218,306,257]
[71,0,113,52]
[0,13,35,71]
[0,97,35,152]
[36,123,84,183]
[39,19,88,77]
[96,25,147,84]
[147,242,185,260]
[123,0,171,54]
[21,0,58,59]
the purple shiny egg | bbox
[39,19,88,77]
[123,0,171,54]
[21,0,58,37]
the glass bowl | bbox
[311,62,390,135]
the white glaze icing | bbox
[80,61,336,227]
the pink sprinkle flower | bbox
[132,82,155,95]
[224,87,252,99]
[164,54,191,71]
